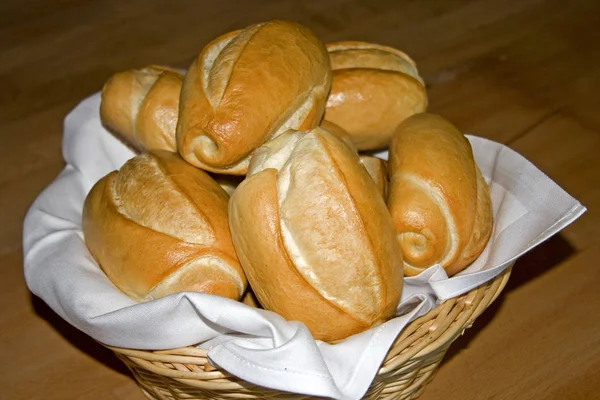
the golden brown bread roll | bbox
[387,113,493,277]
[324,41,428,151]
[177,20,332,175]
[229,127,403,341]
[360,155,388,199]
[82,151,247,301]
[100,66,183,152]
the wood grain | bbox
[1,0,598,399]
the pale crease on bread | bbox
[387,113,493,277]
[100,65,183,152]
[324,41,428,151]
[176,20,332,175]
[359,155,389,200]
[82,151,246,301]
[229,127,403,341]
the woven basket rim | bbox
[107,266,512,399]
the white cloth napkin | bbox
[23,93,585,400]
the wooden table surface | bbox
[2,0,599,399]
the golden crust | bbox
[229,128,403,341]
[387,113,493,276]
[100,66,183,152]
[324,41,427,151]
[176,20,332,175]
[327,41,422,84]
[82,151,246,301]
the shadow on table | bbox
[439,232,576,367]
[30,293,133,378]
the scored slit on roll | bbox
[231,127,403,340]
[176,20,332,175]
[82,151,247,302]
[387,113,493,277]
[110,153,216,245]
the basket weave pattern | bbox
[110,267,511,400]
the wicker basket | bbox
[108,265,512,400]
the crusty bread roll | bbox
[324,41,428,151]
[100,66,183,152]
[360,155,388,199]
[387,113,493,277]
[229,127,403,341]
[82,151,246,301]
[176,20,332,175]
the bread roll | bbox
[82,151,246,301]
[324,41,428,151]
[360,155,388,199]
[177,20,332,175]
[229,127,403,341]
[387,113,493,277]
[100,66,183,152]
